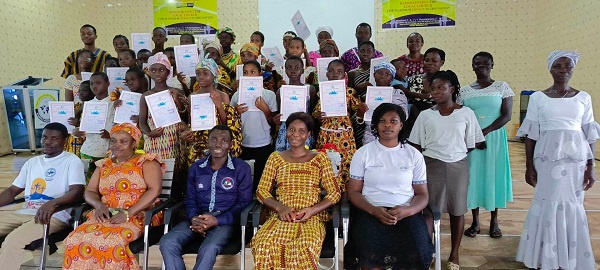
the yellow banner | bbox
[382,0,456,29]
[153,0,218,35]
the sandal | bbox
[463,225,480,238]
[489,227,503,238]
[447,261,460,270]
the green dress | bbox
[458,81,514,210]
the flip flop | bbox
[463,226,480,238]
[447,261,460,270]
[489,228,503,238]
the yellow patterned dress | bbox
[64,102,85,156]
[251,152,341,270]
[63,153,165,269]
[312,87,360,191]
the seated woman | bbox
[345,103,433,270]
[63,123,165,269]
[251,112,341,270]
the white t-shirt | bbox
[231,89,278,148]
[408,107,485,163]
[80,96,115,157]
[349,140,427,208]
[12,151,86,224]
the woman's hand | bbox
[109,211,128,224]
[276,205,296,222]
[525,167,537,187]
[94,204,110,222]
[357,102,369,118]
[388,206,411,221]
[67,117,80,127]
[272,113,282,126]
[583,164,595,191]
[370,206,396,225]
[294,207,315,222]
[147,127,165,138]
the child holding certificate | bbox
[64,81,95,156]
[312,59,361,190]
[231,60,278,191]
[163,47,192,96]
[180,57,243,167]
[230,43,282,93]
[347,41,376,97]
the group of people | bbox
[0,21,596,270]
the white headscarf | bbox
[547,50,580,71]
[315,26,333,38]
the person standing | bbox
[61,24,111,78]
[340,23,384,72]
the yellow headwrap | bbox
[110,123,142,144]
[240,43,260,58]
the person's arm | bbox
[257,154,295,222]
[35,184,84,224]
[308,85,318,113]
[215,162,253,226]
[125,160,163,216]
[138,92,152,135]
[407,112,425,152]
[184,165,201,221]
[584,142,595,191]
[525,137,537,187]
[482,97,513,136]
[347,179,395,225]
[0,186,24,207]
[84,167,110,222]
[296,154,340,222]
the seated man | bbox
[160,125,253,270]
[0,122,85,269]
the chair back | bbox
[158,158,176,201]
[82,159,91,174]
[245,159,255,180]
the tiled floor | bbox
[2,141,599,269]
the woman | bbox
[63,123,164,269]
[397,32,425,77]
[282,31,297,59]
[251,112,341,270]
[216,27,239,72]
[516,51,598,270]
[459,52,514,239]
[345,103,433,269]
[308,26,333,66]
[63,50,94,156]
[408,70,484,270]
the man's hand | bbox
[35,200,57,224]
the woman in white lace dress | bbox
[516,50,599,269]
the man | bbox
[160,125,252,270]
[0,123,85,270]
[61,24,111,78]
[340,22,385,72]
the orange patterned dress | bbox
[63,154,165,270]
[251,152,341,270]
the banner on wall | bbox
[381,0,456,29]
[153,0,218,36]
[33,90,58,129]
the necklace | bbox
[552,87,570,98]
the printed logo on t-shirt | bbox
[198,183,204,189]
[221,177,234,190]
[25,178,55,210]
[45,168,56,181]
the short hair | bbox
[290,37,305,48]
[429,70,461,102]
[407,32,424,43]
[252,31,265,43]
[356,22,372,33]
[209,124,233,140]
[390,58,405,66]
[80,80,90,88]
[163,47,175,53]
[327,59,344,69]
[424,47,446,61]
[113,34,130,46]
[126,67,146,79]
[285,55,303,67]
[285,112,314,133]
[243,60,261,71]
[137,49,151,55]
[80,24,97,35]
[472,51,494,63]
[180,34,195,43]
[370,103,407,143]
[105,56,119,66]
[78,49,95,60]
[283,31,297,38]
[153,27,166,34]
[44,122,68,139]
[118,49,136,59]
[358,40,375,50]
[91,71,109,82]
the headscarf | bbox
[216,27,236,40]
[319,39,340,56]
[373,61,396,78]
[315,26,333,38]
[204,41,223,56]
[282,31,297,38]
[110,123,142,144]
[547,50,580,71]
[240,43,260,58]
[196,57,221,83]
[147,52,173,83]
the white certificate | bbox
[319,80,348,117]
[235,64,244,80]
[114,91,142,124]
[81,72,92,82]
[107,67,130,94]
[79,102,109,133]
[145,90,182,128]
[369,56,390,86]
[131,33,151,54]
[262,47,285,70]
[280,85,308,121]
[291,10,311,40]
[238,77,264,111]
[316,57,337,82]
[48,101,75,134]
[190,93,216,131]
[365,86,393,122]
[174,44,199,77]
[284,59,306,84]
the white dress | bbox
[516,91,600,270]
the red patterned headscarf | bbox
[110,123,142,144]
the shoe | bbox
[447,261,460,270]
[489,228,503,238]
[463,225,480,238]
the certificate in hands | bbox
[190,93,216,131]
[280,85,308,121]
[79,102,109,133]
[369,57,390,86]
[107,67,130,94]
[262,47,285,70]
[291,10,311,40]
[131,33,151,54]
[114,91,142,124]
[365,86,393,121]
[319,80,348,117]
[235,64,244,81]
[145,90,182,128]
[48,101,75,134]
[238,77,264,111]
[317,57,337,82]
[174,44,200,77]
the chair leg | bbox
[241,225,246,270]
[334,227,339,270]
[434,219,441,270]
[143,225,150,270]
[39,223,50,270]
[342,217,348,245]
[162,224,170,270]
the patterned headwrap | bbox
[147,52,173,83]
[240,43,260,58]
[196,57,221,83]
[110,123,142,144]
[319,39,340,56]
[547,50,580,71]
[216,27,236,40]
[373,61,396,78]
[315,26,333,38]
[204,41,223,56]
